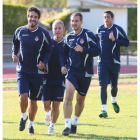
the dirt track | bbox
[3,65,137,80]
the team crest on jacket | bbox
[80,38,84,44]
[69,38,75,42]
[22,34,29,36]
[35,36,39,41]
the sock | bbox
[111,96,116,103]
[28,120,34,128]
[71,115,79,125]
[21,112,27,120]
[64,118,71,128]
[46,109,52,116]
[50,122,55,128]
[102,104,107,112]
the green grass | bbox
[3,76,137,140]
[3,80,17,90]
[3,75,137,89]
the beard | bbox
[29,21,38,28]
[72,25,79,31]
[31,23,37,27]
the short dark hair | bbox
[104,10,114,18]
[27,6,41,19]
[70,12,83,21]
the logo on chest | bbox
[35,36,39,41]
[22,34,29,36]
[100,31,105,33]
[69,38,75,42]
[80,38,84,44]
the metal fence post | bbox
[127,46,129,65]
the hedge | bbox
[128,8,137,41]
[120,8,137,52]
[43,10,71,36]
[3,4,137,52]
[3,4,28,35]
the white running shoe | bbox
[45,115,51,126]
[48,126,54,134]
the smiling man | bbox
[41,19,66,134]
[12,6,52,134]
[96,10,129,118]
[60,12,101,136]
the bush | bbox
[120,42,137,53]
[120,8,137,53]
[43,9,71,35]
[3,4,28,35]
[128,8,137,41]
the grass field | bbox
[3,76,137,140]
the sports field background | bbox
[3,73,137,140]
[3,65,137,80]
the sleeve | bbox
[82,31,101,57]
[59,38,69,67]
[42,31,53,65]
[115,26,129,47]
[12,28,20,56]
[95,27,99,40]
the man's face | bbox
[71,16,83,31]
[27,11,39,28]
[52,23,65,38]
[103,13,114,26]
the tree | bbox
[128,8,137,40]
[3,0,67,8]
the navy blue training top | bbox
[12,25,52,74]
[96,24,129,64]
[45,38,65,87]
[60,28,101,77]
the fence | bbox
[126,41,137,65]
[3,35,137,65]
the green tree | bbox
[3,0,67,8]
[3,4,28,35]
[127,0,137,2]
[128,8,137,40]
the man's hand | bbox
[61,66,67,74]
[12,55,18,63]
[74,43,83,52]
[109,31,115,41]
[36,61,45,70]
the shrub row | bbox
[3,4,137,52]
[128,8,137,41]
[43,9,71,36]
[3,4,28,35]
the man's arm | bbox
[59,41,69,68]
[12,28,20,63]
[95,27,100,40]
[36,61,45,70]
[42,31,53,66]
[115,26,129,47]
[12,55,18,63]
[82,31,101,57]
[61,66,67,75]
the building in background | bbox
[67,0,137,34]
